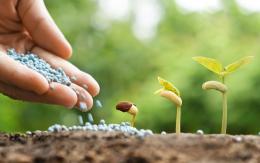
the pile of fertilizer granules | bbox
[47,119,154,138]
[7,49,71,86]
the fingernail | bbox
[50,83,55,90]
[83,84,88,90]
[71,76,77,81]
[79,102,88,112]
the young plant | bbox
[155,77,182,134]
[193,56,254,134]
[116,101,138,127]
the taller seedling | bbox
[193,56,254,134]
[155,77,182,134]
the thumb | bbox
[17,0,72,59]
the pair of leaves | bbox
[155,76,180,97]
[192,56,254,77]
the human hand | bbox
[0,0,100,110]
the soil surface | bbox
[0,131,260,163]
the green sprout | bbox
[193,56,254,134]
[155,77,182,134]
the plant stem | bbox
[176,106,181,134]
[221,76,227,134]
[131,115,136,127]
[221,92,227,134]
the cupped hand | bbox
[0,0,100,110]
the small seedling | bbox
[193,56,254,134]
[155,77,182,134]
[116,101,138,127]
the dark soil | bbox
[0,131,260,163]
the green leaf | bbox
[192,56,223,75]
[157,76,180,96]
[224,56,254,75]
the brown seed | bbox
[116,101,133,112]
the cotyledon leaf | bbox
[192,56,223,75]
[157,76,180,96]
[223,56,254,75]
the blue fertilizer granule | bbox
[95,99,103,108]
[196,129,204,135]
[48,119,153,138]
[7,49,71,86]
[87,113,94,123]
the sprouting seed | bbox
[155,77,182,135]
[116,101,138,127]
[95,100,103,108]
[78,115,84,125]
[193,56,254,134]
[88,113,94,124]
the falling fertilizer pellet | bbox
[95,100,103,108]
[7,49,71,86]
[47,119,153,138]
[88,113,94,124]
[78,115,84,125]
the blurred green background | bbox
[1,0,260,134]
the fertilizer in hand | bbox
[7,49,71,86]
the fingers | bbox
[70,83,93,111]
[17,0,72,59]
[0,81,77,108]
[32,47,100,97]
[0,51,49,95]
